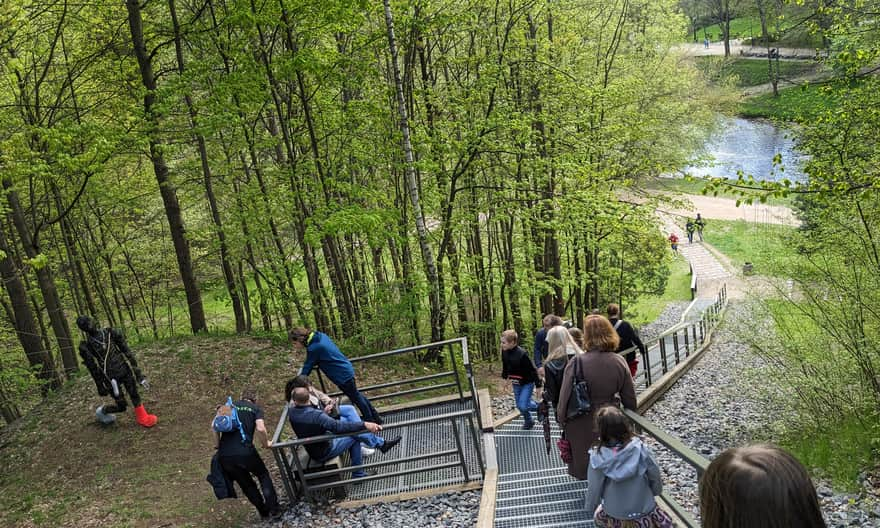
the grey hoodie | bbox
[584,437,663,520]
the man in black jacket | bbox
[607,304,646,378]
[213,388,280,519]
[77,315,157,427]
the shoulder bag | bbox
[564,356,592,421]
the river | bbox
[688,116,807,183]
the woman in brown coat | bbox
[557,315,637,480]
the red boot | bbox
[134,404,158,428]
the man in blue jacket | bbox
[291,327,382,423]
[288,387,401,477]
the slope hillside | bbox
[1,333,464,528]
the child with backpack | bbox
[584,406,673,528]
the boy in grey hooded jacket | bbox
[585,406,673,527]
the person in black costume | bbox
[214,388,281,520]
[76,315,157,427]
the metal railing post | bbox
[290,445,313,502]
[467,413,485,475]
[451,417,469,481]
[450,341,464,402]
[683,326,690,357]
[692,325,698,351]
[274,446,297,502]
[659,337,668,374]
[672,331,680,364]
[642,347,653,386]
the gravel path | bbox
[644,300,880,527]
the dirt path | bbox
[677,38,818,60]
[655,192,798,226]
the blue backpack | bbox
[212,396,248,444]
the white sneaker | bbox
[95,405,116,425]
[361,446,376,457]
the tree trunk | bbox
[2,184,77,374]
[125,0,206,334]
[383,0,443,352]
[0,225,61,391]
[169,0,245,333]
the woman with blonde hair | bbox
[557,315,637,480]
[543,326,582,412]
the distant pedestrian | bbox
[668,233,679,252]
[501,329,540,430]
[699,444,826,528]
[585,406,674,528]
[685,218,695,244]
[695,213,705,242]
[704,37,710,48]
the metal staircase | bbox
[493,417,592,528]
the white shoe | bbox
[361,446,376,457]
[95,405,116,425]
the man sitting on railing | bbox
[285,375,383,457]
[288,388,401,478]
[291,327,383,424]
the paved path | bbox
[677,38,819,60]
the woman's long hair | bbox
[699,444,826,528]
[546,326,583,362]
[583,314,620,352]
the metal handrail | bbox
[273,409,475,449]
[313,337,467,404]
[623,408,708,528]
[273,408,481,502]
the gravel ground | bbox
[270,490,481,527]
[644,300,880,527]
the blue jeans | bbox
[338,405,383,448]
[336,377,380,423]
[513,382,538,424]
[320,436,366,477]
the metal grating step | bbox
[496,488,587,506]
[494,507,593,528]
[498,472,583,490]
[496,497,586,518]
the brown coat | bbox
[556,350,637,480]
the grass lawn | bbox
[696,57,823,88]
[738,82,838,120]
[692,16,823,48]
[704,219,797,276]
[627,255,693,327]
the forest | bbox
[0,0,718,422]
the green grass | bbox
[693,16,823,48]
[696,57,822,87]
[704,220,797,276]
[627,256,693,327]
[738,82,838,120]
[782,414,878,490]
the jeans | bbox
[321,436,368,477]
[336,377,381,423]
[338,405,383,448]
[512,382,538,424]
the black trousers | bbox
[103,373,140,413]
[219,452,279,517]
